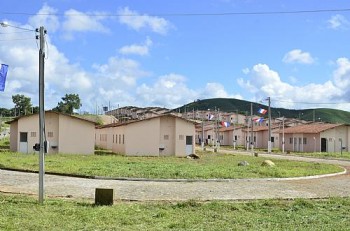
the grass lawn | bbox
[1,193,350,230]
[0,150,343,179]
[220,145,350,160]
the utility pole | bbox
[267,97,271,153]
[250,103,254,153]
[246,111,249,151]
[282,116,285,153]
[37,26,46,204]
[201,110,204,150]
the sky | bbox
[0,0,350,113]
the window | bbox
[164,135,169,140]
[30,132,36,137]
[119,134,121,144]
[113,134,114,143]
[271,137,274,142]
[303,138,307,144]
[48,132,53,138]
[179,135,184,140]
[234,135,237,141]
[186,136,193,145]
[290,137,293,144]
[123,134,125,144]
[20,132,27,142]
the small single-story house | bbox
[280,123,349,153]
[195,122,217,145]
[242,123,281,150]
[7,111,96,154]
[218,125,245,147]
[95,114,196,157]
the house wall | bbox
[219,130,232,146]
[58,114,95,154]
[44,112,59,154]
[159,116,175,156]
[16,114,42,154]
[283,133,320,152]
[111,126,126,154]
[125,118,160,156]
[174,117,195,157]
[9,122,18,152]
[322,126,348,153]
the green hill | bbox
[175,98,350,124]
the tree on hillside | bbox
[12,94,32,116]
[53,94,81,114]
[0,108,12,117]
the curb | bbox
[0,166,347,183]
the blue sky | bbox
[1,0,350,113]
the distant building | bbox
[280,123,349,153]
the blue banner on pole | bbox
[0,64,9,91]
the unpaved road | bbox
[1,153,350,201]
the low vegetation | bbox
[1,194,350,230]
[0,150,342,179]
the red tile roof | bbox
[281,123,343,134]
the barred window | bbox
[48,132,53,138]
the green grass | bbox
[284,151,350,160]
[0,151,343,179]
[1,193,350,230]
[220,145,350,160]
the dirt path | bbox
[1,153,350,201]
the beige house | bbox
[218,125,245,147]
[280,123,349,153]
[8,111,96,154]
[95,114,196,157]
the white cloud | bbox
[93,56,148,87]
[118,7,172,35]
[328,14,350,30]
[237,63,340,109]
[282,49,315,64]
[28,4,60,32]
[333,58,350,88]
[119,37,153,56]
[136,74,239,108]
[136,74,196,108]
[62,9,110,36]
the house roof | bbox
[281,123,343,134]
[96,113,197,129]
[218,125,244,132]
[6,110,98,125]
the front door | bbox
[185,136,193,155]
[321,138,327,152]
[19,132,28,154]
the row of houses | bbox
[198,118,350,153]
[7,111,196,156]
[6,111,350,155]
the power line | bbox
[0,37,35,42]
[272,99,350,105]
[0,8,350,17]
[0,30,34,34]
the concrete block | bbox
[95,188,114,206]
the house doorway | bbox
[321,138,327,152]
[19,132,28,154]
[185,136,193,155]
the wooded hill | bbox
[175,98,350,124]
